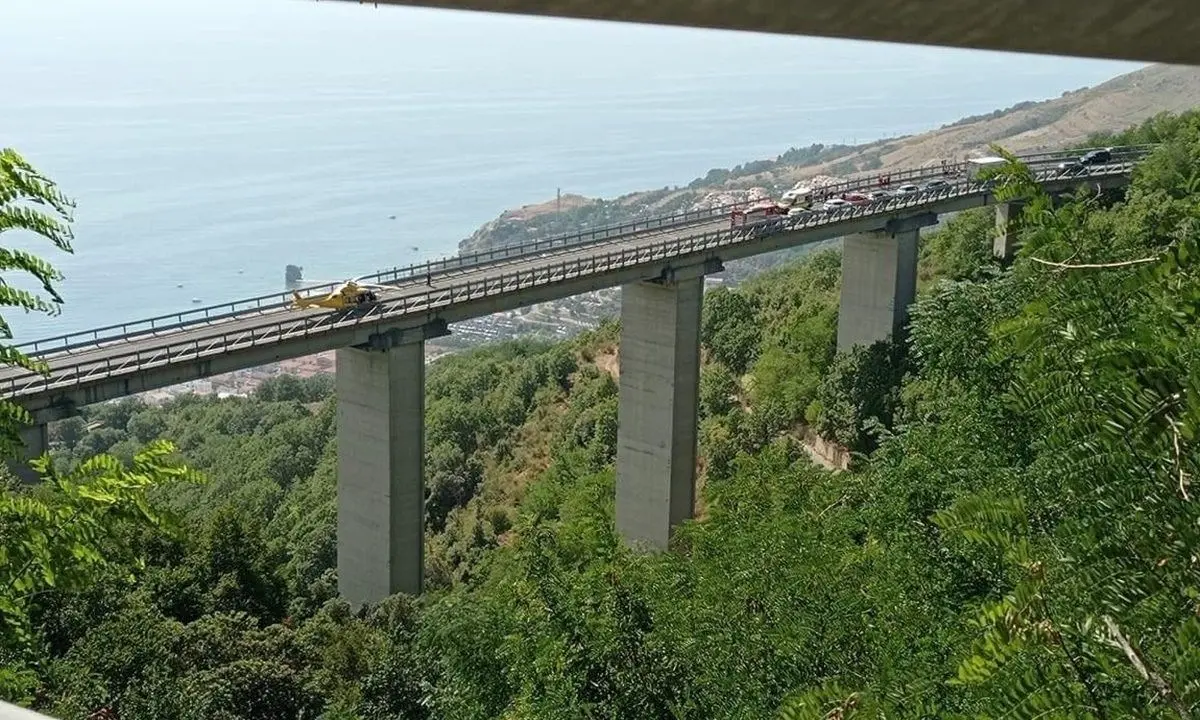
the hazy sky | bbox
[2,0,1145,106]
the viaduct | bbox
[1,150,1144,607]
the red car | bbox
[841,191,871,206]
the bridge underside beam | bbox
[837,228,920,352]
[321,0,1200,66]
[335,342,426,607]
[615,276,703,551]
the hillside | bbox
[458,63,1200,257]
[755,62,1200,185]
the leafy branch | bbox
[0,148,79,460]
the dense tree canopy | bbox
[3,110,1200,718]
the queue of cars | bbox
[804,177,950,211]
[730,147,1119,230]
[729,176,955,228]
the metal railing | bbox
[11,189,874,356]
[0,160,1138,399]
[789,144,1152,199]
[14,204,735,356]
[15,146,1151,358]
[16,145,1153,359]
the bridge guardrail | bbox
[20,189,851,357]
[14,204,736,356]
[12,184,899,356]
[798,144,1151,198]
[13,145,1151,358]
[0,160,1137,399]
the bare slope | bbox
[761,63,1200,187]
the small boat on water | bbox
[191,298,202,304]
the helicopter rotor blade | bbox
[349,276,392,290]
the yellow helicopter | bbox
[290,277,391,311]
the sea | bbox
[1,0,1144,342]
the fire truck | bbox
[730,200,788,228]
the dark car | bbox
[1079,148,1112,166]
[924,179,950,191]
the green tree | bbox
[931,143,1200,717]
[814,340,907,454]
[699,362,737,419]
[918,207,998,283]
[702,286,761,375]
[13,120,1200,720]
[0,443,202,702]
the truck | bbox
[779,175,843,209]
[780,185,816,209]
[964,156,1008,181]
[730,201,788,228]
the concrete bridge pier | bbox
[6,423,48,484]
[994,199,1027,262]
[615,261,717,551]
[836,213,937,352]
[335,321,447,608]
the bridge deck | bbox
[0,153,1145,413]
[14,147,1111,361]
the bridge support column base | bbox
[615,276,703,552]
[335,342,425,608]
[994,199,1026,262]
[837,228,919,353]
[6,424,48,485]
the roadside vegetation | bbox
[1,110,1199,719]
